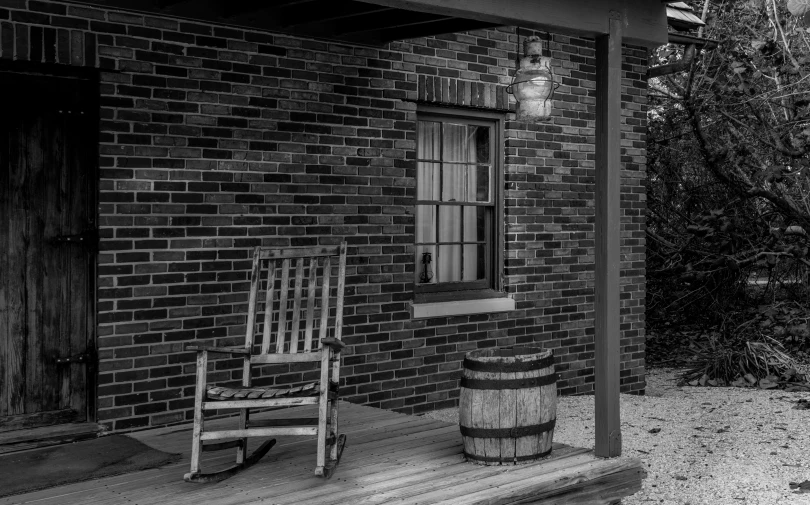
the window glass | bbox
[438,244,462,282]
[417,162,440,201]
[415,204,436,244]
[442,123,468,162]
[475,166,490,202]
[417,121,441,161]
[472,126,490,163]
[441,165,466,202]
[464,244,486,281]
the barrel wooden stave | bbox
[459,347,556,465]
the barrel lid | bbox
[464,346,554,372]
[465,346,552,361]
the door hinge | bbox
[51,229,97,248]
[56,352,92,365]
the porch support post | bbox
[593,11,623,458]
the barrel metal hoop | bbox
[460,373,557,390]
[463,354,554,373]
[460,418,556,439]
[463,446,552,463]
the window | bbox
[414,107,504,302]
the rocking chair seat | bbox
[206,382,321,401]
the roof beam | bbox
[339,17,498,44]
[222,0,318,20]
[354,0,668,47]
[330,10,453,36]
[282,3,394,29]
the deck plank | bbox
[1,402,644,505]
[312,446,593,505]
[426,458,645,505]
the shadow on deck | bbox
[1,402,645,505]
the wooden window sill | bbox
[409,297,515,319]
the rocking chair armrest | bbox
[321,337,346,352]
[185,345,251,355]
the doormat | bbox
[0,434,180,498]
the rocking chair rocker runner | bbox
[184,243,348,483]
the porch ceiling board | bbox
[355,0,669,47]
[63,0,667,46]
[61,0,501,46]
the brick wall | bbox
[0,0,647,432]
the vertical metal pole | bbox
[594,10,623,458]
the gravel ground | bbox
[420,368,810,505]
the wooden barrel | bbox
[459,347,556,465]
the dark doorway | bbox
[1,69,98,431]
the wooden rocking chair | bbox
[184,243,348,483]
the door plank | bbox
[6,104,28,417]
[65,98,92,419]
[42,108,65,412]
[24,110,47,415]
[0,111,11,418]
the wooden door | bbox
[0,71,97,430]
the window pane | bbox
[438,245,461,282]
[417,162,440,201]
[471,126,490,163]
[479,207,489,242]
[418,121,441,161]
[475,165,491,202]
[441,164,466,202]
[463,206,486,242]
[415,205,436,244]
[415,245,436,284]
[438,206,461,243]
[442,123,468,162]
[463,244,486,281]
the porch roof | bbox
[67,0,669,47]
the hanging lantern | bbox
[507,35,558,122]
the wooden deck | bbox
[1,402,645,505]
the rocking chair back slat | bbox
[334,252,346,343]
[289,257,305,353]
[275,258,291,354]
[260,265,277,355]
[318,256,332,347]
[244,254,262,351]
[303,256,317,352]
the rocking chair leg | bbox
[189,350,208,476]
[236,408,249,465]
[320,434,347,479]
[329,399,339,461]
[184,438,276,484]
